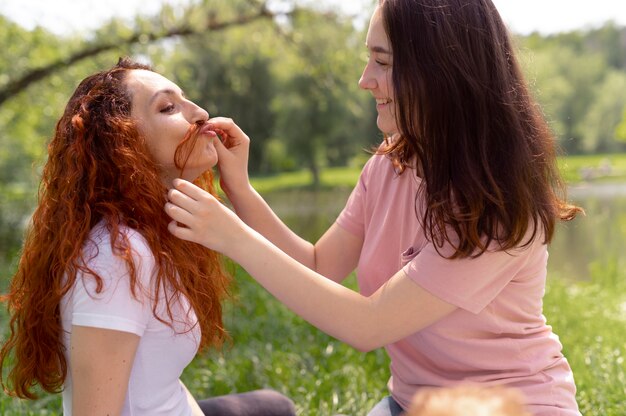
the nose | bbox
[188,101,209,124]
[358,61,376,91]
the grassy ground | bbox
[557,153,626,184]
[2,261,625,415]
[543,258,626,416]
[250,166,361,194]
[248,153,626,193]
[1,153,626,414]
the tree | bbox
[519,35,607,153]
[616,107,626,143]
[169,16,279,173]
[0,1,274,107]
[0,18,90,260]
[272,8,377,185]
[579,71,626,152]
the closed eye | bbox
[367,53,391,68]
[160,104,175,113]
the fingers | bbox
[166,180,216,223]
[170,179,208,202]
[207,117,249,147]
[164,200,195,225]
[212,134,231,159]
[207,117,243,134]
[167,220,199,244]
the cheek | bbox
[385,72,394,97]
[144,128,177,163]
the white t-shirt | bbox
[60,221,200,416]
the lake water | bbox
[263,182,626,282]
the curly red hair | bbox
[0,58,230,399]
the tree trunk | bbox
[309,161,320,188]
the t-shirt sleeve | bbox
[70,231,154,336]
[335,157,374,239]
[403,240,534,314]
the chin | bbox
[376,117,394,133]
[180,165,215,183]
[377,124,397,136]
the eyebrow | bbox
[366,44,392,54]
[148,88,185,106]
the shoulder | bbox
[359,151,395,182]
[86,221,152,257]
[67,222,157,334]
[81,220,156,284]
[359,149,420,197]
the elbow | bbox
[343,333,384,353]
[352,343,377,353]
[341,298,386,352]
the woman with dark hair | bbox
[0,58,295,416]
[165,0,582,415]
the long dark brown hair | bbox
[0,58,230,399]
[377,0,582,258]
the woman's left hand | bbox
[165,178,248,256]
[206,117,251,198]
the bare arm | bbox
[166,181,457,351]
[223,181,319,269]
[226,183,361,282]
[70,326,139,416]
[208,118,360,282]
[71,326,203,415]
[228,229,456,352]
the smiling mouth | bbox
[376,98,391,106]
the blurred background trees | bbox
[1,0,626,259]
[520,23,626,154]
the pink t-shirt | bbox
[336,154,580,415]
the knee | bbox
[256,389,297,415]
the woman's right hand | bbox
[166,178,250,257]
[206,117,251,197]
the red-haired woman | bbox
[0,58,295,416]
[165,1,583,415]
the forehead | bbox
[125,69,177,100]
[366,7,390,50]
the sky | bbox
[0,0,625,36]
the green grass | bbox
[248,154,626,194]
[250,167,361,194]
[2,259,625,415]
[557,153,626,184]
[544,258,626,416]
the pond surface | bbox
[263,182,626,282]
[550,183,626,280]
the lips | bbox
[198,123,217,136]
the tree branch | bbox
[0,5,273,107]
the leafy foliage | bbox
[518,24,626,154]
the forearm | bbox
[166,180,456,349]
[225,184,317,270]
[227,225,382,351]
